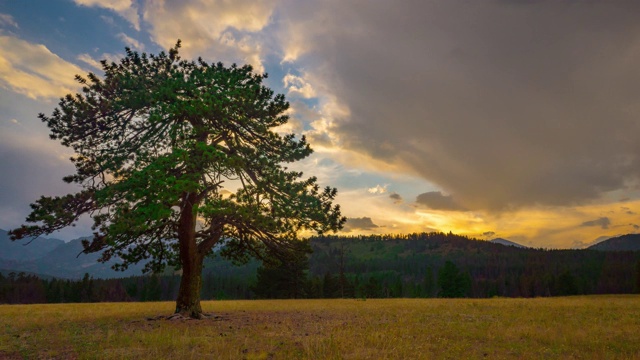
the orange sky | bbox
[0,1,639,247]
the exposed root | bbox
[146,312,221,321]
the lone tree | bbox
[9,41,345,318]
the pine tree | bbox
[437,261,471,298]
[9,41,344,318]
[252,239,311,299]
[635,260,640,294]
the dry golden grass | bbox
[1,296,639,359]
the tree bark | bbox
[175,253,204,318]
[175,192,204,319]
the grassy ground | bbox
[1,296,639,359]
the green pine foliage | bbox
[252,239,311,299]
[437,261,471,298]
[8,42,344,317]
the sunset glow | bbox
[1,1,639,248]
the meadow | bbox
[1,296,639,359]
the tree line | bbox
[2,232,640,304]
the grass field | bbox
[1,296,639,359]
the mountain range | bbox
[1,228,638,280]
[0,229,145,279]
[586,234,640,251]
[489,238,528,248]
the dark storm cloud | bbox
[622,207,636,215]
[389,192,402,203]
[416,191,466,211]
[0,137,78,231]
[284,1,640,210]
[342,217,378,232]
[580,217,611,230]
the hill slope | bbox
[0,229,64,260]
[490,238,527,248]
[588,234,640,251]
[0,229,146,279]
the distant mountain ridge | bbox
[587,234,640,251]
[490,238,527,248]
[2,228,639,280]
[0,229,145,279]
[2,229,640,301]
[0,229,64,260]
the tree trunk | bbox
[175,192,204,319]
[175,253,204,318]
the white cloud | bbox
[275,1,334,63]
[77,52,123,72]
[74,0,133,12]
[216,31,265,73]
[367,184,388,194]
[303,88,351,152]
[72,0,279,83]
[273,100,306,135]
[141,0,276,73]
[0,36,83,99]
[100,15,115,26]
[77,53,102,71]
[117,32,144,50]
[0,13,18,28]
[283,73,316,98]
[73,0,140,30]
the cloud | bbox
[77,0,274,75]
[220,189,234,199]
[416,191,466,211]
[367,184,387,194]
[0,13,18,28]
[574,235,613,249]
[482,231,496,238]
[76,52,123,73]
[274,0,339,63]
[621,206,636,215]
[76,53,102,71]
[389,192,402,204]
[283,73,316,98]
[0,36,83,99]
[273,100,308,135]
[100,15,115,26]
[580,217,611,230]
[73,0,140,30]
[0,131,77,231]
[117,32,144,50]
[632,224,639,230]
[140,0,277,73]
[276,1,640,211]
[342,217,378,232]
[303,91,351,152]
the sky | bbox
[1,0,639,248]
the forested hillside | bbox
[307,233,640,298]
[1,232,639,303]
[588,234,640,251]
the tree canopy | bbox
[10,41,345,318]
